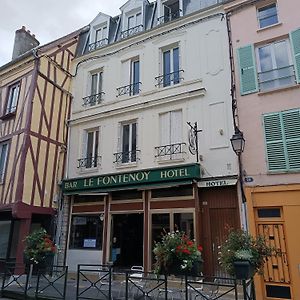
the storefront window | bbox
[0,221,11,259]
[69,215,103,250]
[174,213,194,239]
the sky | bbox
[0,0,125,66]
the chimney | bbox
[12,26,40,60]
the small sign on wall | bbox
[83,239,96,248]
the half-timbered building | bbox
[61,0,244,275]
[0,26,80,266]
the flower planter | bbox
[164,259,202,277]
[233,261,255,280]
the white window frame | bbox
[257,2,279,29]
[0,141,9,183]
[127,12,142,29]
[6,82,20,115]
[256,39,294,91]
[95,26,108,42]
[81,128,100,169]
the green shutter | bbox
[263,113,287,171]
[282,110,300,170]
[290,28,300,84]
[237,45,258,95]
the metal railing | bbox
[121,24,143,39]
[117,82,141,97]
[155,69,184,87]
[88,38,109,52]
[113,150,140,164]
[76,264,112,300]
[155,142,186,158]
[82,92,104,107]
[77,156,101,169]
[258,65,295,91]
[157,10,182,24]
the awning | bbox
[63,180,194,195]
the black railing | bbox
[258,65,295,91]
[117,82,141,97]
[155,142,186,158]
[77,156,101,168]
[157,10,182,24]
[155,69,184,87]
[121,24,143,39]
[88,38,109,52]
[76,264,112,300]
[114,150,140,164]
[82,92,104,107]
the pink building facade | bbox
[225,0,300,299]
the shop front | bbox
[63,164,201,272]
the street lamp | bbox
[230,131,245,156]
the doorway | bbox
[111,213,143,268]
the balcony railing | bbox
[82,92,104,107]
[157,10,182,24]
[116,82,141,97]
[120,24,143,39]
[77,156,101,169]
[258,65,295,91]
[155,142,186,159]
[88,38,109,52]
[113,150,140,164]
[155,69,184,87]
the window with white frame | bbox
[88,24,109,52]
[83,71,103,107]
[159,0,181,24]
[128,12,142,29]
[156,45,182,87]
[95,26,108,43]
[0,142,9,182]
[115,121,137,164]
[6,82,20,115]
[121,11,143,39]
[256,40,295,91]
[257,3,278,29]
[78,129,99,169]
[156,110,184,160]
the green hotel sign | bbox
[62,164,201,193]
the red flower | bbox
[197,245,203,252]
[187,240,193,246]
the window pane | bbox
[131,123,137,161]
[7,84,20,114]
[102,27,107,38]
[163,50,171,86]
[98,72,103,94]
[128,16,135,29]
[69,216,103,249]
[174,213,194,239]
[132,61,140,95]
[0,221,11,259]
[91,74,98,95]
[173,47,180,83]
[152,214,170,245]
[0,144,8,180]
[274,41,289,68]
[94,131,99,167]
[258,4,278,28]
[95,29,102,42]
[258,45,273,72]
[122,124,130,162]
[136,13,142,25]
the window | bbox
[157,110,184,160]
[263,109,300,172]
[128,13,142,29]
[121,12,143,39]
[6,82,20,114]
[0,221,11,258]
[83,72,103,107]
[78,129,99,169]
[257,40,295,91]
[159,0,181,24]
[88,25,108,52]
[69,215,103,250]
[257,3,278,28]
[95,26,107,42]
[156,46,182,87]
[115,121,137,164]
[117,59,140,96]
[0,142,9,182]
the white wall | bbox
[67,249,103,272]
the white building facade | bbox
[62,0,240,275]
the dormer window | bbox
[89,24,109,52]
[121,11,143,39]
[158,0,182,24]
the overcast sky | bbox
[0,0,126,66]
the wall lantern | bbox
[230,131,245,156]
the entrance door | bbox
[199,186,240,276]
[111,214,143,268]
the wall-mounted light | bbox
[230,131,245,156]
[100,213,104,222]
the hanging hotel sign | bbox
[62,163,201,193]
[197,178,237,188]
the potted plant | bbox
[153,231,203,276]
[218,229,273,280]
[24,228,57,270]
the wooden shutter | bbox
[263,113,287,171]
[290,28,300,83]
[282,110,300,170]
[237,45,258,95]
[170,110,182,144]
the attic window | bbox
[89,25,109,52]
[158,0,182,24]
[121,11,143,39]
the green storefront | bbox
[63,163,202,271]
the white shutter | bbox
[160,112,170,146]
[121,60,130,86]
[170,110,182,144]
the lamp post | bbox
[230,130,248,230]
